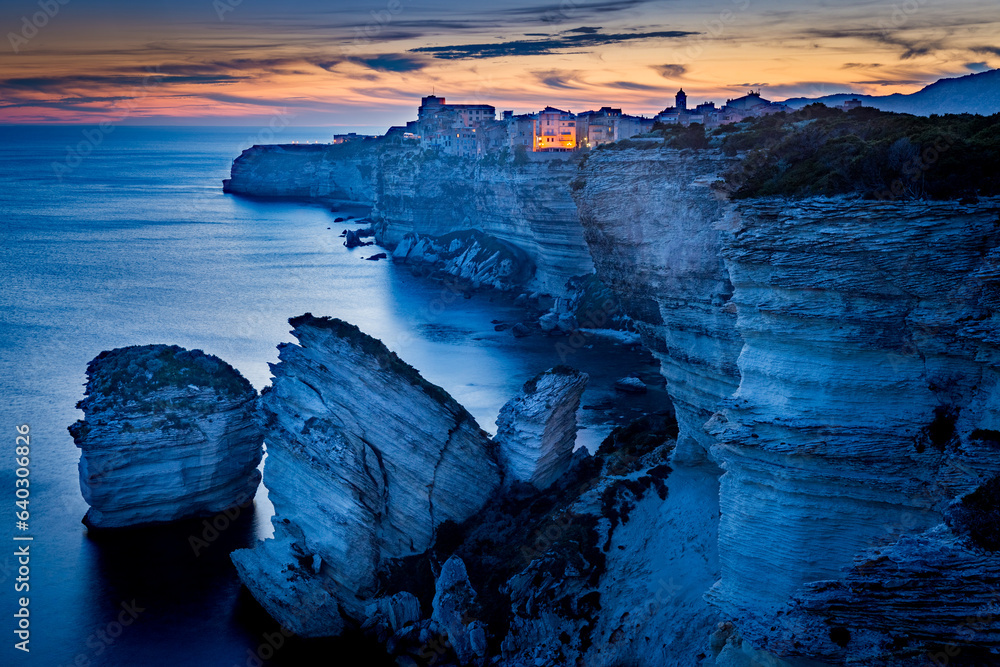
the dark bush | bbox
[716,108,1000,200]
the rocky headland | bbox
[69,345,263,529]
[224,143,600,307]
[172,112,1000,664]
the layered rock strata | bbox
[494,366,589,489]
[574,148,744,464]
[224,143,593,295]
[577,147,1000,663]
[390,229,534,291]
[222,143,377,203]
[69,345,262,529]
[374,150,591,294]
[230,314,501,636]
[710,197,1000,663]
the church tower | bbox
[676,89,687,112]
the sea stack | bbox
[231,314,500,636]
[495,366,589,489]
[69,345,263,529]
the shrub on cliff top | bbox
[716,107,1000,200]
[83,345,253,404]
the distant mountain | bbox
[781,69,1000,116]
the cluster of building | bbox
[654,89,863,127]
[652,88,781,127]
[334,90,864,156]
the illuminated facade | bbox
[533,107,576,152]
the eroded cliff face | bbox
[712,197,1000,664]
[374,151,592,294]
[69,345,262,529]
[575,149,744,465]
[222,143,377,203]
[577,147,1000,664]
[224,144,593,295]
[230,314,501,636]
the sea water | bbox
[0,126,663,666]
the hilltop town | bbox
[332,90,864,157]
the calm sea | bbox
[0,125,662,666]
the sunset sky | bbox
[0,0,997,128]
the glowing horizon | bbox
[0,0,997,127]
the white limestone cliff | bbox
[494,366,589,489]
[576,147,1000,664]
[574,149,744,465]
[69,345,262,529]
[710,196,1000,664]
[231,314,501,636]
[224,144,594,296]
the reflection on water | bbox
[0,126,664,666]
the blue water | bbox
[0,126,662,666]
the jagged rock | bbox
[389,231,533,292]
[782,523,1000,665]
[708,197,1000,655]
[363,592,422,643]
[614,376,647,393]
[511,323,532,338]
[556,313,578,333]
[364,252,387,261]
[344,229,372,248]
[495,367,589,489]
[231,315,500,637]
[499,425,719,667]
[538,312,559,332]
[432,556,480,665]
[68,345,262,529]
[225,144,594,296]
[575,149,743,464]
[578,148,1000,663]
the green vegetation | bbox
[379,454,605,657]
[649,107,1000,200]
[652,123,709,150]
[84,345,253,404]
[714,106,1000,200]
[596,409,678,468]
[595,137,661,151]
